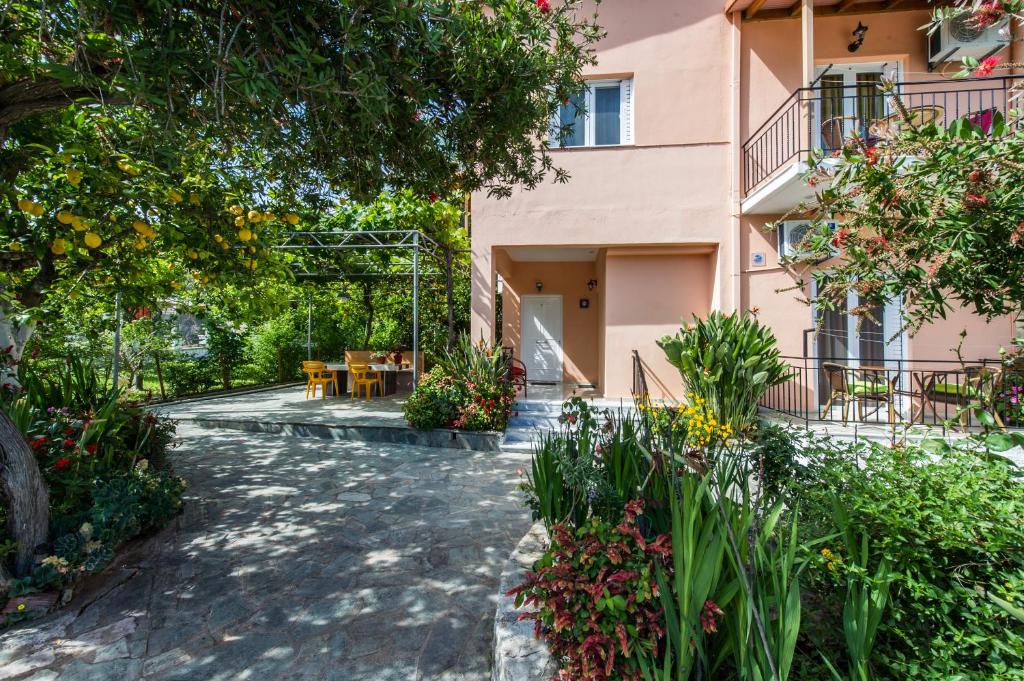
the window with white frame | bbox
[777,219,838,260]
[551,79,634,148]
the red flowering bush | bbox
[508,501,672,680]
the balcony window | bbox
[551,79,633,148]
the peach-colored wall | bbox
[603,252,714,399]
[471,0,739,352]
[499,259,601,386]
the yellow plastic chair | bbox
[349,363,381,400]
[302,361,338,400]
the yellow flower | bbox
[821,548,833,559]
[17,603,26,612]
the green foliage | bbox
[403,335,515,432]
[162,357,217,397]
[795,438,1024,679]
[401,367,469,430]
[657,312,792,432]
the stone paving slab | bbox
[0,424,532,681]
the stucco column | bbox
[470,245,495,344]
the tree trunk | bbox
[362,283,374,348]
[0,410,49,577]
[154,352,166,399]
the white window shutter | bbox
[620,79,633,144]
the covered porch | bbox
[489,244,719,400]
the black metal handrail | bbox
[742,74,1024,195]
[760,354,1022,429]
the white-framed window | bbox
[551,79,634,148]
[777,219,838,260]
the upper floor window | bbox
[551,79,633,148]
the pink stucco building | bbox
[470,0,1021,403]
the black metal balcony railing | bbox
[760,355,1024,430]
[742,75,1024,195]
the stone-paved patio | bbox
[0,424,533,680]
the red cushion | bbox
[511,366,526,377]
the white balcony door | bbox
[521,295,563,383]
[815,62,900,150]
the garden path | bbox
[0,424,532,681]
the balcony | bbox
[741,75,1023,214]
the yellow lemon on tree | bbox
[29,203,45,217]
[229,205,243,216]
[265,213,277,222]
[17,198,33,212]
[169,190,183,203]
[8,242,22,252]
[71,218,87,231]
[66,168,83,186]
[246,259,257,270]
[189,192,200,205]
[84,232,102,249]
[57,211,74,224]
[133,238,147,250]
[51,239,67,255]
[247,210,259,221]
[238,228,252,242]
[188,249,199,260]
[234,215,245,227]
[132,220,149,234]
[284,213,300,225]
[214,234,223,243]
[202,275,210,283]
[248,245,256,253]
[69,291,79,300]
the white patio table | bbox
[323,363,412,396]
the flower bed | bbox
[1,357,185,626]
[403,334,515,432]
[512,313,1024,680]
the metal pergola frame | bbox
[274,229,456,383]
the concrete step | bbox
[513,400,563,414]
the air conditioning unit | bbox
[777,220,837,260]
[928,14,1009,68]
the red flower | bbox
[30,436,47,450]
[428,191,439,203]
[85,443,98,455]
[536,0,551,14]
[63,438,75,447]
[831,228,851,248]
[973,2,1005,28]
[965,192,989,207]
[700,600,724,634]
[54,457,71,471]
[974,56,1001,78]
[864,146,879,166]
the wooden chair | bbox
[349,363,381,400]
[302,361,338,400]
[917,366,1005,428]
[820,362,895,425]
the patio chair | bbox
[349,363,381,400]
[820,362,895,425]
[509,357,528,398]
[820,115,859,150]
[302,361,338,400]
[918,366,1004,428]
[869,105,945,139]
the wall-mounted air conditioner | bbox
[777,220,837,260]
[928,15,1009,70]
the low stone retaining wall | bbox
[492,523,556,681]
[183,416,504,452]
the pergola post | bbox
[306,296,313,360]
[412,232,420,384]
[445,247,455,350]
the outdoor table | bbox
[324,362,410,397]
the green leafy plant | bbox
[402,367,469,430]
[657,312,792,433]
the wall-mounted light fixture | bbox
[535,281,543,292]
[848,22,868,53]
[587,279,598,291]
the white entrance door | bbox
[521,295,563,383]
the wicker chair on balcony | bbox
[820,115,859,151]
[820,362,895,425]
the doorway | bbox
[521,295,563,383]
[816,62,899,150]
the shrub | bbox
[402,367,468,429]
[796,438,1024,679]
[509,500,672,681]
[657,311,791,432]
[163,356,217,396]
